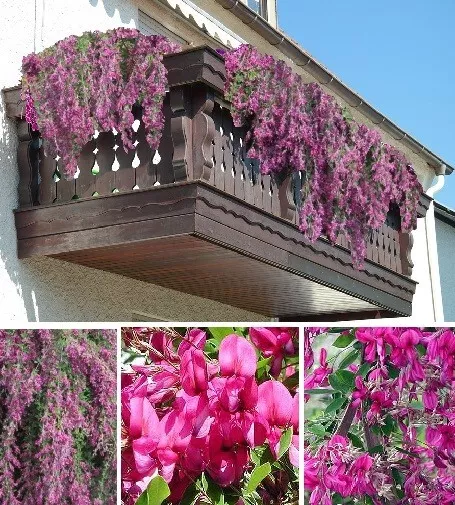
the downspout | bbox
[424,165,446,322]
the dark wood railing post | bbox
[279,174,297,222]
[16,119,40,208]
[190,83,215,182]
[399,232,414,276]
[170,85,192,182]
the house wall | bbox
[0,0,442,322]
[435,217,455,321]
[0,0,265,322]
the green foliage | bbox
[337,349,360,370]
[136,476,170,505]
[328,370,356,393]
[244,463,271,495]
[332,333,355,348]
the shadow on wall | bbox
[88,0,135,24]
[0,93,40,321]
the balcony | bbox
[4,47,425,320]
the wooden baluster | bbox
[115,135,136,193]
[371,230,380,264]
[212,103,223,190]
[16,120,39,208]
[221,109,234,195]
[192,84,215,182]
[55,160,77,203]
[399,232,414,276]
[384,226,392,270]
[169,88,190,183]
[75,139,96,199]
[135,116,155,190]
[39,143,57,205]
[393,230,402,274]
[253,160,263,211]
[262,174,272,214]
[243,153,255,206]
[278,175,296,222]
[233,125,245,201]
[94,131,116,196]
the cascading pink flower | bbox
[304,348,332,401]
[257,380,293,458]
[249,327,296,377]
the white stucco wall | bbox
[0,0,265,323]
[435,217,455,322]
[409,215,439,322]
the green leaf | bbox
[332,492,344,504]
[136,476,170,505]
[250,445,274,466]
[307,424,327,437]
[180,483,200,505]
[283,371,299,388]
[387,364,400,379]
[244,462,271,495]
[278,426,293,459]
[396,447,420,458]
[409,400,424,410]
[304,388,334,395]
[368,445,384,455]
[329,370,356,393]
[382,414,396,436]
[342,107,354,122]
[357,362,372,378]
[416,343,426,357]
[206,475,224,504]
[325,397,346,414]
[347,432,364,449]
[338,349,360,370]
[332,333,355,348]
[209,327,236,344]
[391,467,404,486]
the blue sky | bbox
[277,0,455,209]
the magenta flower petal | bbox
[219,334,257,378]
[257,380,293,427]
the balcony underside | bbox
[15,181,416,319]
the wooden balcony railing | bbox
[4,47,417,278]
[3,46,428,318]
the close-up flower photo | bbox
[121,326,299,505]
[304,327,455,505]
[0,329,117,505]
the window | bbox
[247,0,268,19]
[138,10,188,46]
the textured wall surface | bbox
[436,218,455,321]
[410,217,437,321]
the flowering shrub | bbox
[0,329,117,505]
[121,326,299,505]
[22,28,178,178]
[224,46,422,266]
[304,327,455,505]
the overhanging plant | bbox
[22,28,178,179]
[0,329,117,505]
[224,45,423,266]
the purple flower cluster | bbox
[304,327,455,504]
[224,45,423,266]
[0,329,117,505]
[22,28,178,179]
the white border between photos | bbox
[3,320,454,504]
